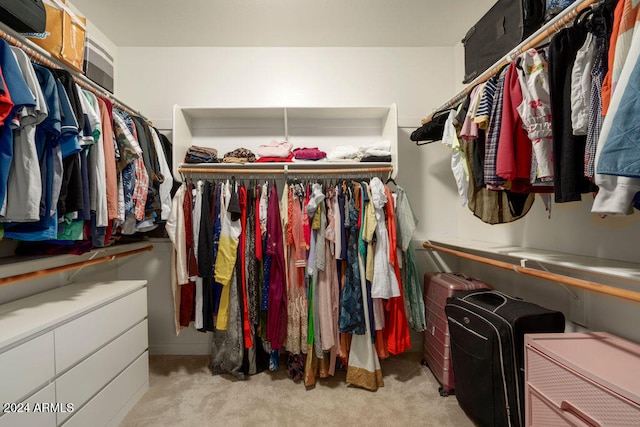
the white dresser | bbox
[525,332,640,427]
[0,280,148,427]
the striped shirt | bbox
[484,68,509,187]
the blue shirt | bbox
[0,39,36,209]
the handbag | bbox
[25,0,86,72]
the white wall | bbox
[116,44,640,353]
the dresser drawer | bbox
[0,383,57,427]
[527,346,640,425]
[55,288,147,373]
[61,351,149,427]
[0,332,55,404]
[55,320,148,423]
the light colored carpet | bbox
[120,352,473,427]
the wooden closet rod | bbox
[421,0,600,124]
[424,242,640,304]
[0,245,153,287]
[0,23,147,121]
[179,166,394,175]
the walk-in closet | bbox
[1,0,639,426]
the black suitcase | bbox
[462,0,546,83]
[445,289,564,427]
[0,0,47,34]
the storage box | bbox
[24,0,86,72]
[83,35,114,93]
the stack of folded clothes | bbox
[222,147,257,163]
[292,147,327,161]
[256,140,294,162]
[184,145,219,163]
[326,145,361,162]
[359,140,392,162]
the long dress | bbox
[346,186,383,391]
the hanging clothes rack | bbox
[0,244,153,287]
[178,165,394,182]
[0,22,147,121]
[420,0,601,125]
[424,242,640,304]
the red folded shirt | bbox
[255,152,294,163]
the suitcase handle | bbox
[462,291,510,311]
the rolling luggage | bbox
[445,289,565,427]
[0,0,47,33]
[462,0,546,83]
[421,272,492,397]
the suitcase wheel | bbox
[420,359,428,366]
[438,386,450,397]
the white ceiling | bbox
[70,0,497,47]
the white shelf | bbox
[426,237,640,285]
[172,105,398,179]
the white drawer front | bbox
[55,288,147,373]
[0,383,57,427]
[55,320,148,423]
[0,332,55,404]
[60,351,149,427]
[527,347,640,425]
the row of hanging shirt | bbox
[166,175,425,390]
[442,0,639,219]
[0,38,174,250]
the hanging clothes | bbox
[346,183,383,391]
[266,183,287,351]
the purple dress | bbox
[266,184,288,350]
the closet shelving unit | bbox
[420,0,640,305]
[173,105,398,180]
[0,22,154,284]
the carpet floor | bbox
[121,352,473,427]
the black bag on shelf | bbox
[0,0,47,33]
[462,0,546,83]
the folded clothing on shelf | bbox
[255,152,294,163]
[292,147,327,161]
[358,140,392,158]
[361,155,391,162]
[184,145,219,163]
[257,140,293,158]
[223,147,257,163]
[326,145,361,162]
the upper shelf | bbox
[420,0,600,124]
[425,238,640,286]
[172,105,399,179]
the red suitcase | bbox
[421,272,492,396]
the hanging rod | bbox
[421,0,601,125]
[179,166,394,175]
[0,244,153,287]
[0,22,147,121]
[424,242,640,304]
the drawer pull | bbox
[560,401,601,427]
